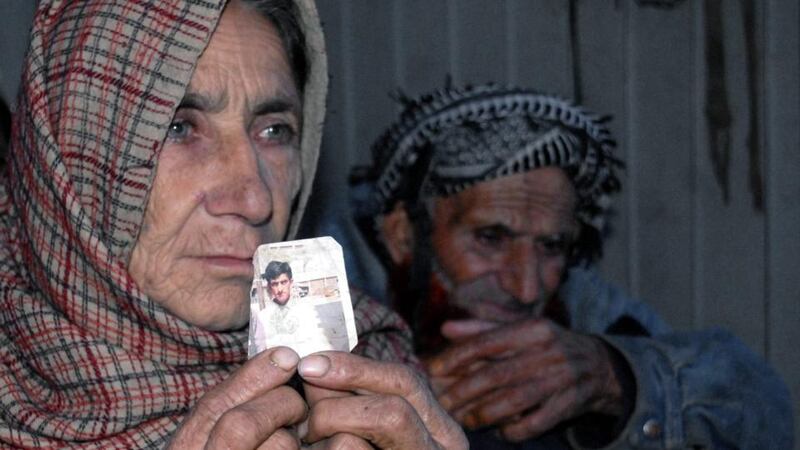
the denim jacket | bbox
[557,267,794,449]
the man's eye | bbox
[166,120,192,141]
[474,226,510,248]
[257,123,295,144]
[537,235,570,256]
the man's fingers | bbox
[427,374,457,396]
[454,387,535,430]
[457,372,570,429]
[427,319,556,376]
[422,359,488,396]
[205,385,307,450]
[500,395,575,442]
[303,394,434,449]
[437,348,560,412]
[440,319,499,340]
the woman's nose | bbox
[203,131,272,224]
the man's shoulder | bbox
[560,266,670,335]
[560,266,622,304]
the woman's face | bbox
[128,0,302,331]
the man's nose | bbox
[498,240,540,305]
[204,131,272,224]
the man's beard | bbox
[433,259,549,323]
[397,253,567,357]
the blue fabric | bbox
[560,268,794,449]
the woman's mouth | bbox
[196,255,254,275]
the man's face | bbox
[410,167,578,325]
[269,273,293,305]
[128,0,302,331]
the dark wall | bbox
[0,2,36,104]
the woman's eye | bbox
[257,123,295,145]
[166,119,192,141]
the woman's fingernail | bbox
[298,355,331,377]
[270,347,299,371]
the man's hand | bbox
[169,346,306,450]
[298,351,468,449]
[425,318,627,442]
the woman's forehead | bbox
[188,0,299,115]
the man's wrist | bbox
[598,337,636,418]
[604,339,637,419]
[568,337,637,448]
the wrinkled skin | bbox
[128,0,301,332]
[300,352,468,450]
[132,2,467,448]
[169,347,468,450]
[383,168,627,442]
[427,319,624,442]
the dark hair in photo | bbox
[263,260,292,281]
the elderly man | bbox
[351,84,793,449]
[0,0,466,448]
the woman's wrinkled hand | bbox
[168,346,306,450]
[298,352,468,450]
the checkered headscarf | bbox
[0,1,413,447]
[352,83,622,262]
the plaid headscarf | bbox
[352,83,623,262]
[0,1,413,448]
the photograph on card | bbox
[248,237,357,358]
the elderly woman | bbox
[0,0,466,448]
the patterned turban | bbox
[352,83,623,262]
